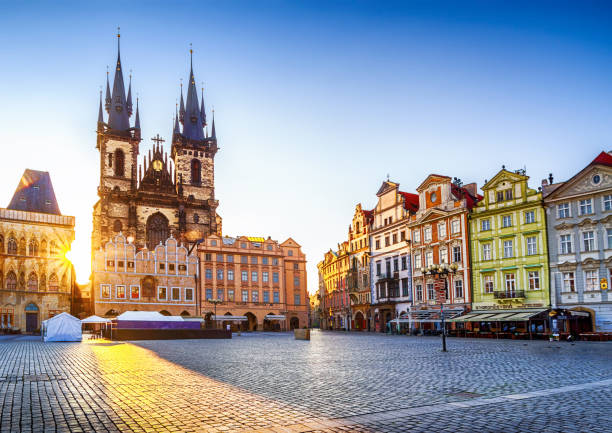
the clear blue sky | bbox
[1,1,611,291]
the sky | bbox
[1,1,612,293]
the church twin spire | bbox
[99,33,215,144]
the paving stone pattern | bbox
[0,331,610,432]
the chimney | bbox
[548,173,554,184]
[463,182,477,197]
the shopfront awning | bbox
[569,310,590,317]
[264,315,286,321]
[406,308,464,323]
[212,315,248,321]
[448,309,547,323]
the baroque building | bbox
[544,151,612,333]
[318,244,350,330]
[369,181,418,332]
[347,204,373,330]
[92,34,220,256]
[0,170,75,332]
[198,235,308,331]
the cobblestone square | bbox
[1,331,611,432]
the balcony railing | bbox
[494,290,525,299]
[376,272,399,281]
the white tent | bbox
[116,311,185,321]
[81,315,111,324]
[42,312,82,342]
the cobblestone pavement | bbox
[0,331,611,432]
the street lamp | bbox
[208,298,223,329]
[421,262,458,352]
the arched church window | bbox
[27,273,38,291]
[191,159,201,185]
[28,239,38,256]
[113,220,122,233]
[146,213,169,250]
[6,272,16,290]
[48,274,59,292]
[108,153,113,168]
[0,235,4,253]
[114,149,125,177]
[7,238,16,254]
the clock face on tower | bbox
[152,160,163,171]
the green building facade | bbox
[469,168,550,316]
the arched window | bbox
[49,241,58,257]
[0,235,4,253]
[146,213,169,250]
[6,271,16,290]
[7,238,16,254]
[190,159,201,185]
[114,149,125,177]
[48,274,59,292]
[27,273,38,291]
[113,220,122,233]
[28,239,38,256]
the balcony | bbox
[376,272,399,282]
[494,290,525,300]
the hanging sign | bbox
[600,278,608,291]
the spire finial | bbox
[117,26,121,54]
[190,43,193,69]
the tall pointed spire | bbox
[134,97,140,129]
[179,80,185,123]
[181,46,205,141]
[126,72,133,117]
[98,90,104,124]
[211,109,216,138]
[173,105,180,134]
[107,27,131,132]
[104,68,111,112]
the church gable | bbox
[139,140,175,194]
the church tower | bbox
[171,49,218,205]
[93,31,141,251]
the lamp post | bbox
[420,262,458,352]
[208,298,223,329]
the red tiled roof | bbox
[399,191,419,212]
[590,151,612,167]
[451,184,481,210]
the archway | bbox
[222,312,235,332]
[25,303,39,332]
[159,310,171,316]
[354,311,365,330]
[146,212,169,250]
[290,317,299,330]
[180,310,190,316]
[245,312,257,331]
[104,309,119,318]
[263,312,276,331]
[569,307,595,333]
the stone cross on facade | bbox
[151,134,165,146]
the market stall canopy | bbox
[212,315,247,321]
[42,312,82,342]
[81,315,111,324]
[116,311,185,321]
[448,309,548,323]
[405,308,464,323]
[264,315,286,320]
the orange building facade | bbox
[198,234,308,331]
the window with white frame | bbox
[502,215,512,228]
[415,284,423,301]
[424,226,432,242]
[101,284,111,299]
[414,253,422,269]
[116,285,126,299]
[562,272,575,292]
[439,247,448,264]
[241,271,248,282]
[228,270,234,281]
[427,283,435,300]
[451,219,460,234]
[452,246,462,263]
[171,287,181,301]
[454,279,463,298]
[185,288,194,301]
[482,243,492,261]
[438,222,446,238]
[526,236,537,255]
[242,290,248,302]
[130,285,140,299]
[585,270,598,291]
[528,271,540,290]
[604,195,612,211]
[579,199,593,215]
[503,240,513,258]
[560,234,572,254]
[525,210,535,224]
[557,203,570,218]
[425,251,433,267]
[504,273,516,292]
[158,286,167,300]
[583,231,595,251]
[484,275,494,293]
[413,229,420,243]
[481,219,491,231]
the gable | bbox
[482,169,527,191]
[547,165,612,200]
[281,237,301,248]
[376,181,399,197]
[416,174,451,192]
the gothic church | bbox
[92,34,221,253]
